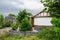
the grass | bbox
[0,36,41,40]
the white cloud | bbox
[11,0,44,10]
[24,0,43,10]
[0,0,44,16]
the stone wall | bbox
[9,30,38,36]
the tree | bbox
[38,0,60,40]
[8,13,15,17]
[7,13,16,24]
[16,9,32,23]
[20,17,32,31]
[16,9,32,35]
[0,14,4,26]
[20,17,32,35]
[2,21,11,27]
[41,0,60,17]
[41,0,60,28]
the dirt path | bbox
[0,27,11,32]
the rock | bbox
[0,30,9,38]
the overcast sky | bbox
[0,0,52,25]
[0,0,44,16]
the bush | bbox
[37,17,60,40]
[53,27,60,40]
[0,14,4,28]
[19,17,32,31]
[0,26,3,29]
[37,28,57,40]
[51,17,60,27]
[0,14,4,26]
[12,24,17,30]
[2,21,11,27]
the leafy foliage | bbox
[37,27,60,40]
[16,9,32,23]
[20,17,32,31]
[39,0,60,40]
[41,0,60,17]
[8,13,15,17]
[16,9,32,32]
[12,24,17,30]
[2,21,11,27]
[0,14,4,28]
[51,17,60,27]
[0,14,4,26]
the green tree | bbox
[37,0,60,40]
[20,17,32,35]
[2,21,11,27]
[41,0,60,17]
[16,9,32,23]
[16,9,32,35]
[8,13,15,17]
[8,13,16,24]
[20,17,32,31]
[0,14,4,26]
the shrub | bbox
[51,17,60,27]
[2,21,11,27]
[0,14,4,28]
[38,17,60,40]
[0,26,3,29]
[19,17,32,31]
[0,14,4,26]
[12,24,17,30]
[37,28,57,40]
[19,17,32,35]
[53,27,60,40]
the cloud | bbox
[23,0,43,9]
[0,0,44,16]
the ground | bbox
[0,36,41,40]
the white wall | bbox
[34,18,52,26]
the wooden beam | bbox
[31,17,34,27]
[34,16,51,18]
[33,9,46,17]
[35,25,52,27]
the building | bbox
[31,9,52,27]
[5,16,15,24]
